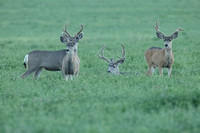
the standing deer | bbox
[61,25,83,81]
[21,24,83,79]
[98,44,125,75]
[145,22,183,77]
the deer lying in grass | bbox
[21,24,83,79]
[98,44,125,75]
[145,22,183,77]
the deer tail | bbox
[23,54,28,68]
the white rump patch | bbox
[23,54,28,64]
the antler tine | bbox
[121,44,125,58]
[114,44,125,65]
[76,24,83,35]
[62,24,71,36]
[98,45,110,63]
[169,27,184,36]
[153,21,166,37]
[176,27,184,32]
[153,21,159,31]
[62,26,65,32]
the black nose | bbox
[107,70,110,73]
[66,49,69,52]
[165,44,168,47]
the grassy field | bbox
[1,0,200,132]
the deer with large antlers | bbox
[21,24,83,80]
[61,25,83,81]
[98,44,125,75]
[145,22,183,77]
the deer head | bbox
[154,21,183,50]
[98,44,125,75]
[60,24,84,53]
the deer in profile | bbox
[21,24,83,79]
[145,22,183,77]
[98,44,125,75]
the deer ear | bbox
[60,36,64,43]
[156,31,165,39]
[119,59,125,64]
[78,32,84,40]
[171,32,178,39]
[75,32,84,43]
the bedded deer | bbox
[98,44,125,75]
[145,22,183,77]
[21,24,83,79]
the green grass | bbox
[1,0,200,132]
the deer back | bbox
[28,50,66,71]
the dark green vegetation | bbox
[1,0,200,132]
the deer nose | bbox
[66,49,69,52]
[107,70,110,73]
[165,44,168,47]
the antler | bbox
[98,45,110,63]
[153,21,166,38]
[153,21,159,32]
[170,27,184,34]
[175,27,184,32]
[114,44,125,65]
[62,24,71,37]
[76,24,83,36]
[170,27,184,38]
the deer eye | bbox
[113,66,115,68]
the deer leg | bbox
[61,64,67,79]
[168,67,172,77]
[34,67,43,79]
[146,64,155,76]
[146,65,151,76]
[21,68,37,78]
[74,58,80,78]
[74,68,79,77]
[65,75,69,81]
[62,71,66,79]
[146,69,151,76]
[75,72,79,78]
[151,66,156,75]
[70,75,73,80]
[159,67,163,76]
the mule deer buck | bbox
[145,22,183,77]
[21,24,83,79]
[61,25,83,81]
[98,44,125,75]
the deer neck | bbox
[164,41,173,58]
[164,41,173,67]
[115,66,120,75]
[74,43,78,54]
[113,71,120,75]
[65,50,74,60]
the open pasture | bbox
[0,0,200,132]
